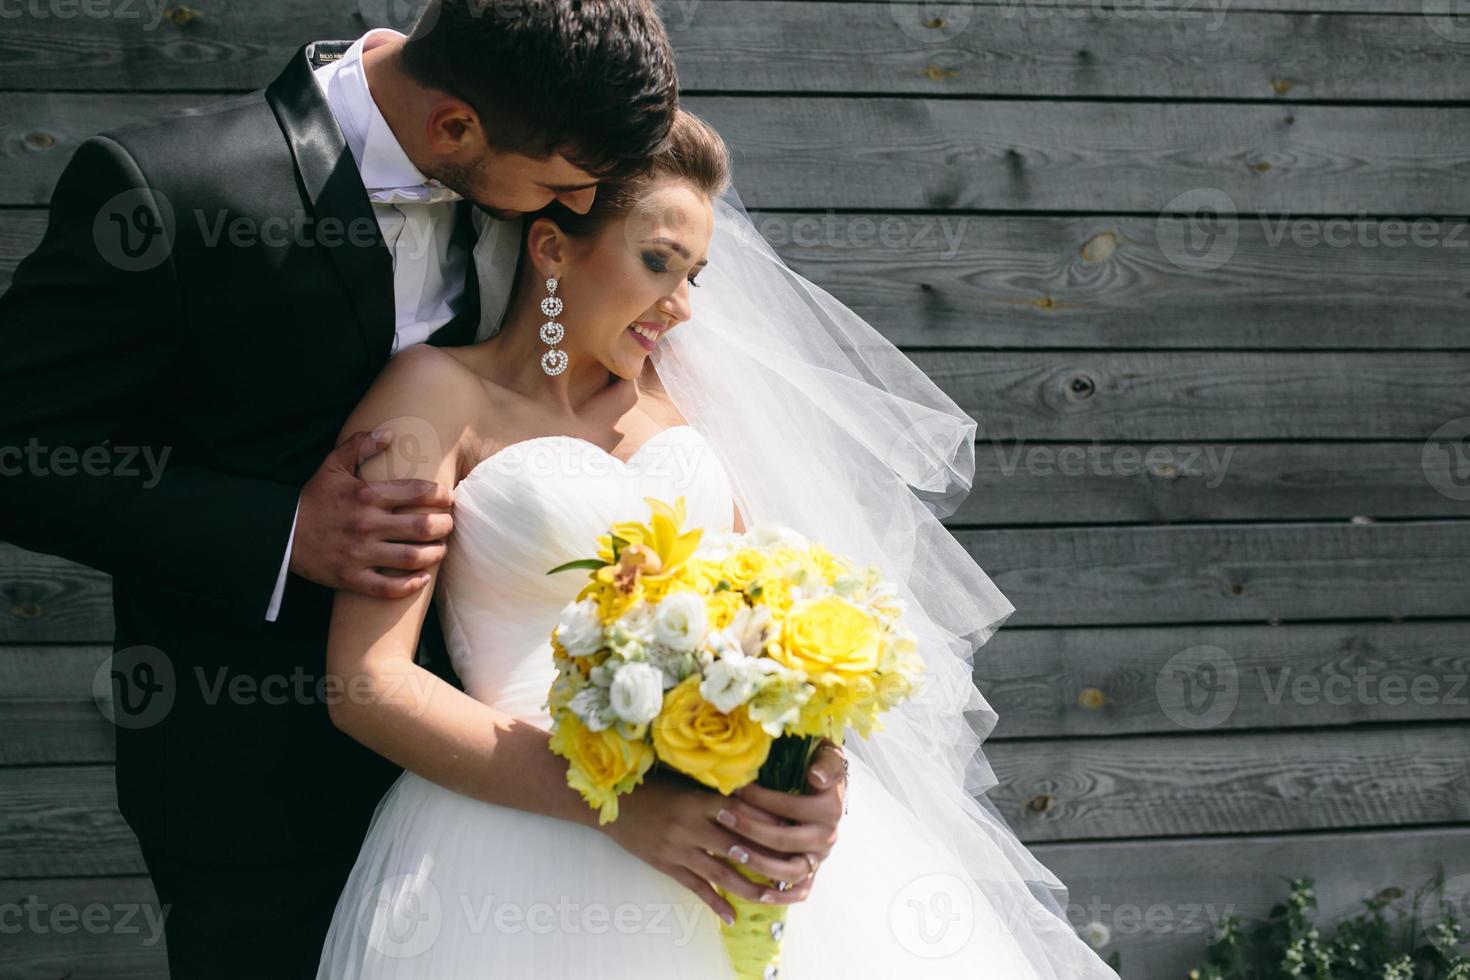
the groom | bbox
[0,1,846,976]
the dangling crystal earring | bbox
[539,276,568,376]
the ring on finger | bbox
[801,852,820,881]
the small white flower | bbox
[606,602,656,660]
[728,605,775,658]
[746,662,814,736]
[609,662,664,725]
[568,683,612,731]
[555,598,604,657]
[701,657,763,713]
[1078,920,1111,950]
[653,591,708,653]
[701,627,746,663]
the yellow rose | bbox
[770,594,880,681]
[749,577,794,614]
[809,547,850,586]
[550,713,655,825]
[705,590,748,630]
[720,549,768,591]
[651,676,772,795]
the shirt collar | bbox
[315,29,457,198]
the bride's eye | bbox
[645,250,700,287]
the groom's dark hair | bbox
[399,0,680,182]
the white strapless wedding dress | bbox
[316,425,1104,979]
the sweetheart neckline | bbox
[456,424,699,489]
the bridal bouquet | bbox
[542,495,924,980]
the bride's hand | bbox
[598,770,827,926]
[719,739,848,900]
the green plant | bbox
[1187,874,1470,980]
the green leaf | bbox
[546,558,605,575]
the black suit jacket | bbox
[0,42,500,865]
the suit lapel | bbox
[265,43,394,363]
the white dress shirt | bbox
[265,29,523,621]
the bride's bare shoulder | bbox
[374,343,488,411]
[345,344,492,478]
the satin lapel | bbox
[264,43,394,363]
[426,200,483,348]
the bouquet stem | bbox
[713,735,820,980]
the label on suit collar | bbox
[305,40,354,68]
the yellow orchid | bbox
[591,496,704,595]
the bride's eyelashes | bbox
[642,251,702,288]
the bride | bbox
[315,110,1120,979]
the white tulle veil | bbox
[648,186,1118,978]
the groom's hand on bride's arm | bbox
[290,428,456,599]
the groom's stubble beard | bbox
[427,155,519,220]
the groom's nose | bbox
[557,186,597,214]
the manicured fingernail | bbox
[811,768,829,786]
[759,892,776,904]
[721,910,734,925]
[728,845,749,864]
[716,808,737,828]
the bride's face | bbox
[533,179,714,381]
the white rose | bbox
[609,662,664,725]
[653,591,707,653]
[700,627,745,664]
[555,598,604,657]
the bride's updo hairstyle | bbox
[527,108,732,243]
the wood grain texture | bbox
[8,209,1470,350]
[0,876,166,980]
[962,520,1470,626]
[7,95,1470,212]
[958,441,1470,524]
[1,2,1467,99]
[986,722,1470,841]
[916,351,1470,440]
[977,620,1470,737]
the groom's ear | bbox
[424,97,482,152]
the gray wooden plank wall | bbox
[2,1,1469,977]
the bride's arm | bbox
[323,345,601,829]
